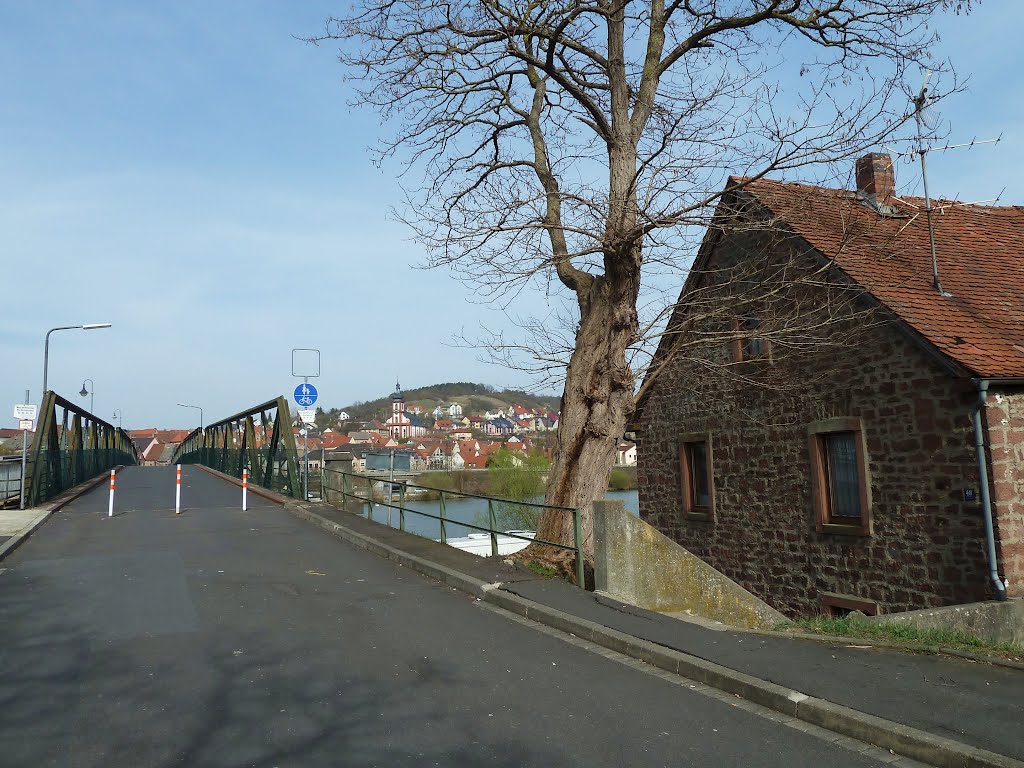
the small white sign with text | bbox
[13,404,37,421]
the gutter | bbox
[970,378,1021,601]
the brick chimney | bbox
[855,153,895,200]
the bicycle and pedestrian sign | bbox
[294,383,318,407]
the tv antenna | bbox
[909,71,1001,297]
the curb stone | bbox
[280,500,1024,768]
[0,511,50,563]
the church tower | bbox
[392,380,405,418]
[389,380,409,438]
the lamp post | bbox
[175,403,203,432]
[112,409,124,430]
[79,379,94,415]
[42,323,112,397]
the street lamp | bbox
[79,378,94,414]
[112,409,124,430]
[176,403,203,432]
[43,323,112,396]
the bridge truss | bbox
[170,397,302,499]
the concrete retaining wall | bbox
[865,599,1024,646]
[593,499,786,629]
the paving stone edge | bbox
[279,500,1024,768]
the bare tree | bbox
[307,0,973,566]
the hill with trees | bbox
[317,382,559,428]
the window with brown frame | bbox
[732,317,770,362]
[679,434,714,521]
[808,418,871,536]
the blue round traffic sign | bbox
[294,383,318,407]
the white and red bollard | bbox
[108,468,116,517]
[242,468,248,511]
[175,464,182,514]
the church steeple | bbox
[392,379,405,418]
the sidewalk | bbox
[0,466,118,560]
[0,506,52,559]
[281,496,1024,768]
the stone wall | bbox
[865,599,1024,646]
[636,230,1003,617]
[593,500,786,629]
[983,391,1024,597]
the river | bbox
[359,489,639,541]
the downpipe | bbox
[971,380,1009,601]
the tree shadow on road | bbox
[0,567,569,767]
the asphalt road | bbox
[0,466,911,767]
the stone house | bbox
[634,154,1024,617]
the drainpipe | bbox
[971,379,1009,601]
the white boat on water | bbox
[441,530,536,556]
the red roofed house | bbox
[142,441,165,466]
[616,442,637,467]
[634,153,1023,618]
[462,453,488,470]
[322,433,351,450]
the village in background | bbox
[0,381,637,491]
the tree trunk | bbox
[526,7,641,572]
[531,272,638,561]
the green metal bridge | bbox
[11,391,138,508]
[12,393,584,586]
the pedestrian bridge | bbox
[7,392,303,510]
[8,390,138,509]
[9,390,583,584]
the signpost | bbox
[292,349,321,502]
[13,396,34,509]
[293,381,320,500]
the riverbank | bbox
[413,465,638,497]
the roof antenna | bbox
[913,72,951,297]
[910,71,1002,298]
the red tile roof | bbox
[322,433,351,449]
[738,177,1024,378]
[463,454,488,469]
[143,442,165,461]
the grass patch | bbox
[778,616,1024,662]
[607,467,637,491]
[525,560,559,579]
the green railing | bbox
[25,391,138,507]
[170,397,302,499]
[323,467,585,587]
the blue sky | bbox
[2,1,1021,430]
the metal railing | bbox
[170,397,302,499]
[25,391,139,507]
[1,455,24,508]
[323,467,585,587]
